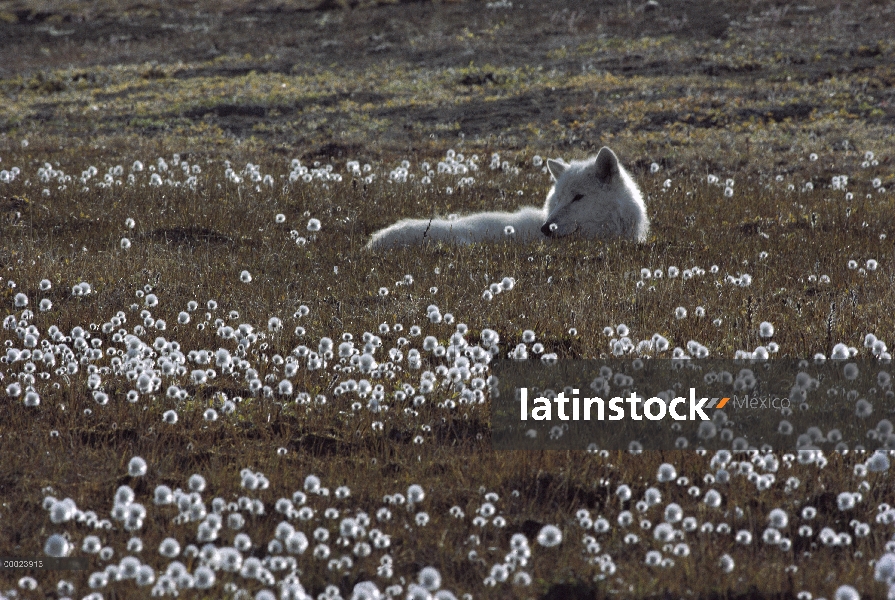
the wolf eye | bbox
[572,194,584,203]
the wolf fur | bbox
[365,146,648,249]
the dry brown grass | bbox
[1,1,895,598]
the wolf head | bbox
[540,146,648,242]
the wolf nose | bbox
[541,223,553,236]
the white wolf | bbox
[365,146,648,249]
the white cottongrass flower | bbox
[834,585,860,600]
[719,553,735,573]
[837,492,856,511]
[159,538,180,558]
[674,307,687,319]
[407,484,425,504]
[875,553,895,584]
[194,566,215,590]
[188,474,206,492]
[867,451,890,473]
[760,322,774,338]
[120,238,131,250]
[275,213,286,223]
[44,534,72,557]
[125,217,136,228]
[704,489,722,508]
[831,343,850,360]
[657,463,677,482]
[304,475,321,494]
[14,293,28,307]
[39,279,52,291]
[536,524,562,547]
[128,457,148,477]
[664,503,683,524]
[768,508,788,528]
[240,270,252,283]
[307,218,321,232]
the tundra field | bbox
[2,0,895,598]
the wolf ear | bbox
[589,147,620,183]
[546,159,568,180]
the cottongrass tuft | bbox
[536,524,562,547]
[837,492,857,511]
[153,485,173,505]
[194,566,216,590]
[719,553,735,573]
[44,533,72,557]
[120,237,131,250]
[760,322,775,338]
[128,456,148,477]
[768,508,788,528]
[158,537,180,558]
[188,474,206,492]
[418,566,442,591]
[240,270,252,283]
[657,463,677,482]
[867,451,890,473]
[834,585,860,600]
[664,503,683,524]
[875,553,895,584]
[304,474,322,494]
[407,484,425,504]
